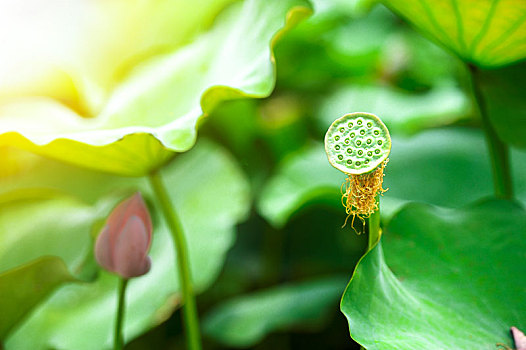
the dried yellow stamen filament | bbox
[342,159,389,232]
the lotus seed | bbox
[360,129,365,135]
[356,140,362,146]
[357,120,362,125]
[335,145,340,150]
[375,149,380,154]
[345,138,350,144]
[378,140,383,145]
[358,150,363,155]
[348,122,353,127]
[367,151,372,156]
[350,132,355,138]
[356,161,361,166]
[339,127,345,133]
[335,135,340,141]
[367,122,372,127]
[374,130,379,135]
[347,149,352,154]
[364,159,369,164]
[347,160,352,164]
[338,155,343,160]
[367,139,372,144]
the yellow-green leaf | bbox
[0,0,311,175]
[382,0,526,67]
[0,257,76,340]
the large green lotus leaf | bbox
[257,128,526,227]
[0,146,140,205]
[381,0,526,67]
[5,140,250,349]
[0,194,103,275]
[0,257,76,340]
[317,84,470,135]
[203,275,348,348]
[341,200,526,349]
[0,183,120,341]
[0,0,311,176]
[477,61,526,149]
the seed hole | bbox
[356,161,361,166]
[335,145,340,150]
[364,159,369,164]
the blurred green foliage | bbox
[1,0,525,349]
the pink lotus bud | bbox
[95,192,153,278]
[512,327,526,350]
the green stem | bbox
[148,171,202,350]
[367,198,381,251]
[114,278,128,350]
[356,199,381,350]
[358,206,380,350]
[468,64,513,199]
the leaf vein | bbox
[469,0,501,54]
[478,10,526,59]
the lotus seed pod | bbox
[324,112,391,175]
[325,112,391,225]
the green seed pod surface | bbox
[325,112,391,175]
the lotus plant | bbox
[324,112,391,248]
[0,0,312,349]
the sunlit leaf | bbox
[382,0,526,67]
[0,146,139,205]
[341,199,526,349]
[203,275,348,348]
[0,0,311,175]
[0,194,103,275]
[4,140,250,349]
[0,257,76,340]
